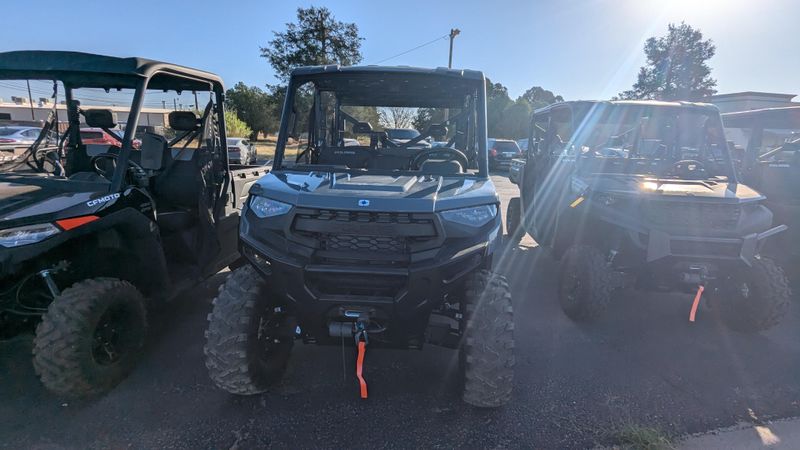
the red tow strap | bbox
[356,341,368,399]
[689,285,705,322]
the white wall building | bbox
[709,91,799,114]
[0,101,171,128]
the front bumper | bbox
[239,206,501,344]
[641,225,787,265]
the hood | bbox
[577,174,765,204]
[250,171,498,212]
[0,175,112,228]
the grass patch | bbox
[613,423,674,450]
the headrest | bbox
[352,122,373,134]
[169,111,200,131]
[84,109,117,128]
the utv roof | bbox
[722,106,800,129]
[289,65,485,108]
[0,50,224,91]
[534,99,720,115]
[290,65,485,80]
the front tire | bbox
[710,257,790,333]
[33,278,148,397]
[506,197,521,241]
[204,265,294,395]
[461,270,515,408]
[558,245,613,322]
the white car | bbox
[227,138,257,164]
[0,126,42,150]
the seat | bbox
[419,160,463,175]
[317,146,371,168]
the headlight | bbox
[0,223,60,248]
[250,196,292,218]
[440,204,498,227]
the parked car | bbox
[79,127,121,146]
[487,138,522,170]
[227,137,257,164]
[77,128,141,149]
[0,126,42,150]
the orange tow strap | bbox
[356,341,368,399]
[689,285,704,322]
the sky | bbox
[0,0,797,104]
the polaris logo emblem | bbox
[358,199,370,207]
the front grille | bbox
[291,208,438,265]
[294,209,428,226]
[323,234,406,253]
[643,202,741,230]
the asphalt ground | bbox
[2,173,799,449]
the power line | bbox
[371,33,449,65]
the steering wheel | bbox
[667,159,708,179]
[409,148,469,171]
[91,153,145,180]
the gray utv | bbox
[508,100,789,332]
[204,66,515,407]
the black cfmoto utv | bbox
[204,66,515,407]
[0,51,263,396]
[514,100,789,332]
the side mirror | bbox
[169,111,200,131]
[427,124,448,137]
[84,109,117,129]
[352,122,373,134]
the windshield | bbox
[569,104,733,179]
[276,73,485,175]
[0,79,214,175]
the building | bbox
[709,91,799,114]
[0,101,172,129]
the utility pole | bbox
[162,100,166,109]
[173,98,177,111]
[26,80,35,120]
[445,28,461,123]
[448,28,460,69]
[194,91,199,112]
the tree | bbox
[225,109,253,138]
[261,6,363,82]
[225,82,278,138]
[520,86,564,110]
[496,99,532,140]
[618,22,717,101]
[485,79,513,137]
[378,107,415,129]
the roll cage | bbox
[527,100,740,181]
[273,65,490,177]
[0,51,228,192]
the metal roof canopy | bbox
[534,99,719,115]
[722,106,800,129]
[290,65,485,108]
[0,50,224,92]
